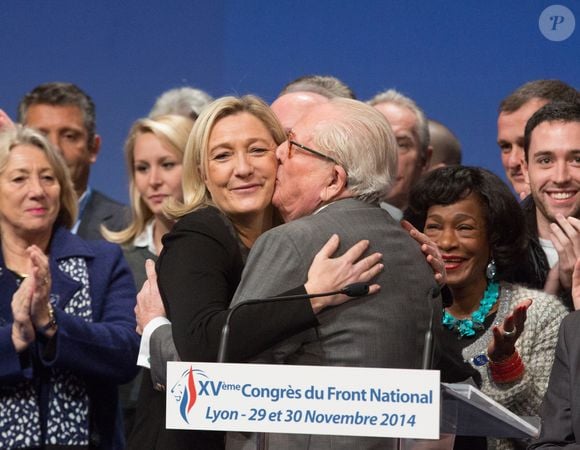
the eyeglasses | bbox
[287,131,337,164]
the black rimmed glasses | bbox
[287,131,338,164]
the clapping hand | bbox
[545,214,580,294]
[11,274,36,352]
[11,246,55,350]
[487,299,532,362]
[27,246,54,334]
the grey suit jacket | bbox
[529,311,580,449]
[77,190,129,240]
[226,198,440,450]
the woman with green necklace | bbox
[406,166,569,450]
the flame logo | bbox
[179,368,197,423]
[171,367,207,424]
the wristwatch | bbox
[37,303,57,335]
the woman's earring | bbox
[486,258,497,281]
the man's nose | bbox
[554,161,571,184]
[508,147,524,169]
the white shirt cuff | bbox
[137,316,172,368]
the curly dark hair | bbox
[405,166,528,282]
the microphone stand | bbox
[399,286,441,450]
[217,283,370,363]
[217,283,370,450]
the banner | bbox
[167,362,440,439]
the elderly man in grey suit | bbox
[226,97,440,450]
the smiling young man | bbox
[497,80,579,198]
[522,101,580,300]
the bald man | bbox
[427,119,462,171]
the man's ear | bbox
[321,165,348,202]
[89,134,101,164]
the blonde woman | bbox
[103,114,193,436]
[104,114,193,287]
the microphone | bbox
[340,282,369,297]
[217,283,371,363]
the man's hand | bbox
[135,259,166,335]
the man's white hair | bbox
[313,98,398,203]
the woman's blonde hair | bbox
[0,125,77,229]
[166,95,286,218]
[103,114,193,244]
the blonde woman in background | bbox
[103,114,194,437]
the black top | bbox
[436,312,499,386]
[157,205,318,363]
[436,312,498,450]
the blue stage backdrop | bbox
[1,0,578,204]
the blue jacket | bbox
[0,226,139,449]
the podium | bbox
[166,362,540,449]
[440,383,539,438]
[399,383,540,450]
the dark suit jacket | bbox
[123,245,156,291]
[119,246,157,437]
[227,198,441,450]
[529,311,580,449]
[77,189,129,240]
